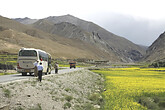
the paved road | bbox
[0,67,83,83]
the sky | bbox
[1,0,165,46]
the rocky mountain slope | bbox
[29,15,146,62]
[1,15,147,62]
[0,16,118,61]
[144,32,165,62]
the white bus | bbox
[17,48,51,76]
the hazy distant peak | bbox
[14,17,38,24]
[45,14,92,25]
[48,14,77,18]
[46,14,79,22]
[14,17,29,20]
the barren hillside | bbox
[0,16,119,61]
[31,15,146,62]
[144,32,165,62]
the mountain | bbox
[30,15,146,62]
[144,32,165,62]
[0,16,119,61]
[14,17,38,24]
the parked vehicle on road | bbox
[69,61,76,69]
[17,48,51,76]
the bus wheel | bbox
[22,73,27,76]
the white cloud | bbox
[0,0,165,45]
[1,0,165,19]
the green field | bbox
[92,67,165,110]
[0,72,17,76]
[0,54,17,65]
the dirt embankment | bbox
[0,69,104,110]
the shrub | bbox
[151,61,165,67]
[63,102,71,109]
[3,88,11,98]
[14,106,24,110]
[65,88,71,92]
[89,93,100,101]
[159,101,165,108]
[138,97,159,110]
[83,103,94,110]
[65,95,73,102]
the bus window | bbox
[19,50,37,56]
[39,51,48,61]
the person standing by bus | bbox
[54,62,59,74]
[37,62,43,82]
[33,61,39,77]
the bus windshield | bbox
[19,50,37,57]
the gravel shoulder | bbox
[0,68,83,83]
[0,69,104,110]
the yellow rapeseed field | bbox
[92,67,165,110]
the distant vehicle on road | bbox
[69,61,76,69]
[17,48,51,76]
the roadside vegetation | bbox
[0,69,104,110]
[0,54,17,75]
[150,61,165,67]
[0,72,16,76]
[0,54,17,67]
[92,67,165,110]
